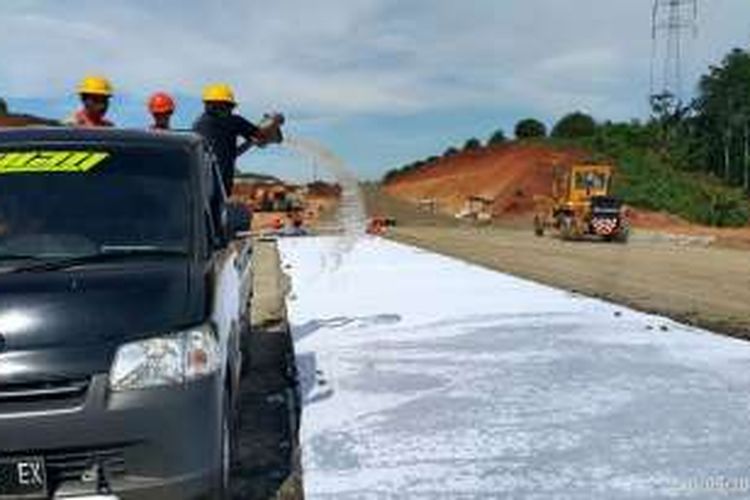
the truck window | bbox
[574,171,607,190]
[0,147,191,258]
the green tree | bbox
[443,146,459,157]
[551,112,596,138]
[488,128,506,145]
[383,169,400,183]
[515,119,547,139]
[463,138,482,150]
[694,48,750,189]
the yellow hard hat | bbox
[202,83,236,104]
[77,76,113,96]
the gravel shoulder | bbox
[232,238,303,500]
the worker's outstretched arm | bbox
[236,113,285,157]
[237,138,257,157]
[233,115,263,158]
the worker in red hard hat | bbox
[147,92,175,130]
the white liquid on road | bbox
[281,236,750,499]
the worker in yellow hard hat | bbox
[66,76,115,127]
[193,83,284,195]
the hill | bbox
[383,139,750,230]
[384,143,587,219]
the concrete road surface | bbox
[281,236,750,499]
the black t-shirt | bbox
[192,112,260,194]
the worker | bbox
[192,83,283,195]
[67,76,114,127]
[147,92,175,130]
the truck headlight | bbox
[109,324,220,391]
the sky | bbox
[2,0,750,182]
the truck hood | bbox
[0,260,198,383]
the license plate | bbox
[0,457,47,498]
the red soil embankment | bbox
[383,143,750,248]
[384,143,587,217]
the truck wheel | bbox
[240,321,252,379]
[218,389,235,499]
[615,227,630,243]
[560,216,575,240]
[534,216,544,237]
[614,221,630,243]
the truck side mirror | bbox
[227,202,252,239]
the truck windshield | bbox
[0,146,191,260]
[574,171,608,190]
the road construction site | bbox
[4,104,750,498]
[364,179,750,339]
[238,167,750,499]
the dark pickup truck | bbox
[0,128,253,499]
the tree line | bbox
[382,112,597,183]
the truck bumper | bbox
[0,374,223,500]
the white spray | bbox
[282,137,367,274]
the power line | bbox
[651,0,699,104]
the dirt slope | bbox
[385,143,587,217]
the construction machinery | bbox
[366,216,397,235]
[533,164,629,242]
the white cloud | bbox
[1,0,749,121]
[536,48,621,74]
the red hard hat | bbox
[148,92,175,114]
